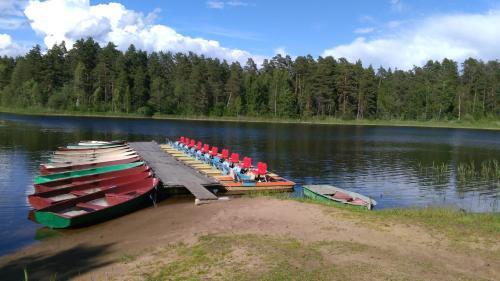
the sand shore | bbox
[0,197,498,280]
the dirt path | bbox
[0,197,497,280]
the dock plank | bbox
[129,141,218,200]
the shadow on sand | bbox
[0,243,115,281]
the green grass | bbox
[142,234,365,281]
[457,159,500,181]
[140,232,489,281]
[1,106,499,130]
[118,253,137,264]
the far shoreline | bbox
[0,107,499,131]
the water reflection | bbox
[0,113,498,255]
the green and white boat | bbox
[303,185,377,210]
[34,162,145,184]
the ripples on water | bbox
[0,113,498,255]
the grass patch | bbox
[1,106,499,130]
[142,234,363,281]
[139,233,484,281]
[118,253,137,264]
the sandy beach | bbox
[0,197,498,280]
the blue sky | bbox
[1,0,500,69]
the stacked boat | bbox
[29,141,160,229]
[161,136,295,194]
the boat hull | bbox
[34,165,149,193]
[29,171,152,209]
[40,156,141,175]
[54,147,132,155]
[59,144,128,151]
[34,178,159,228]
[34,189,155,228]
[303,185,375,210]
[34,162,145,185]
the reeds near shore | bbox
[417,159,499,182]
[457,159,499,181]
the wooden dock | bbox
[129,141,218,201]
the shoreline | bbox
[0,107,499,131]
[1,197,498,280]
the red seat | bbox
[203,144,210,153]
[189,139,195,147]
[197,141,202,150]
[211,146,218,156]
[221,149,229,159]
[242,157,252,169]
[180,136,185,143]
[230,153,239,163]
[185,137,190,145]
[333,192,353,201]
[255,162,267,175]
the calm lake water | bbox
[0,113,499,255]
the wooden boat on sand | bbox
[34,164,150,193]
[33,177,159,228]
[303,185,377,210]
[29,171,153,209]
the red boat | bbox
[29,170,153,209]
[33,177,160,228]
[39,155,142,175]
[34,165,150,193]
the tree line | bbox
[0,38,498,120]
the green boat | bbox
[303,185,377,210]
[34,162,144,184]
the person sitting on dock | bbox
[174,136,185,149]
[236,157,257,182]
[213,149,229,170]
[197,144,209,160]
[203,146,217,164]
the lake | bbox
[0,113,498,256]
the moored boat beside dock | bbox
[33,177,159,228]
[159,136,295,194]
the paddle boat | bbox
[166,137,295,194]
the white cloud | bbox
[207,1,224,9]
[0,33,27,57]
[0,0,29,29]
[24,0,260,64]
[274,47,287,56]
[226,1,248,7]
[354,27,375,34]
[206,1,249,9]
[390,0,404,12]
[323,9,500,69]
